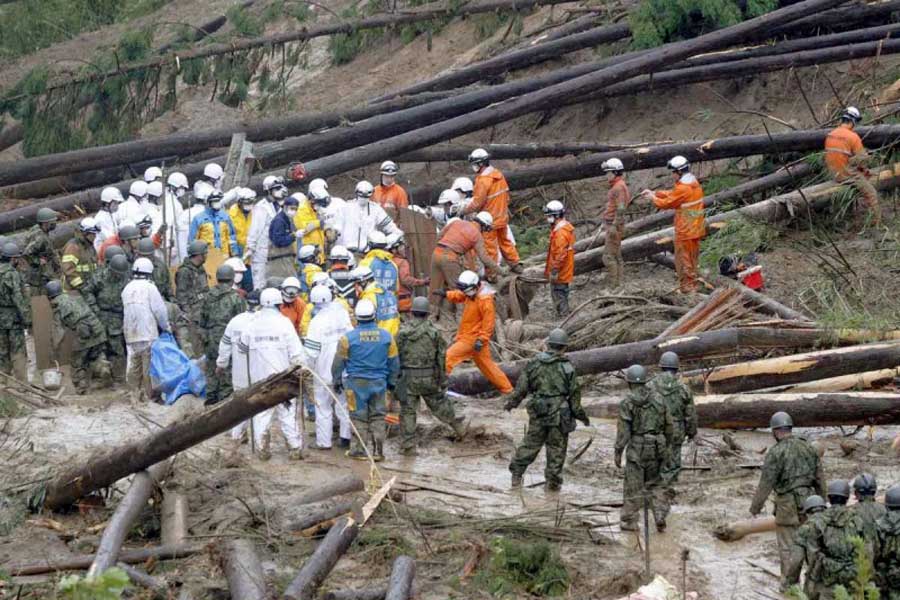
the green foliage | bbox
[0,394,24,418]
[832,536,882,600]
[511,223,549,258]
[227,4,265,37]
[58,568,130,600]
[262,0,313,23]
[0,494,26,537]
[629,0,776,49]
[702,173,742,196]
[474,537,570,597]
[472,12,513,40]
[699,215,778,272]
[328,2,385,65]
[353,526,415,563]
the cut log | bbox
[290,501,354,534]
[683,341,900,394]
[714,517,776,541]
[88,461,172,576]
[770,368,899,393]
[385,556,416,600]
[396,141,659,162]
[3,544,203,577]
[221,133,255,190]
[723,279,810,322]
[222,539,267,600]
[160,490,189,547]
[323,587,389,600]
[116,563,169,595]
[295,475,364,506]
[40,366,303,510]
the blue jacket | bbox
[269,211,296,249]
[189,208,240,256]
[333,320,399,386]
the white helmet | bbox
[290,191,309,205]
[329,245,351,262]
[355,180,375,200]
[311,271,330,286]
[474,211,493,230]
[146,181,164,200]
[352,265,374,284]
[100,187,124,205]
[438,189,462,206]
[263,175,285,191]
[203,163,224,181]
[355,298,376,321]
[238,187,257,201]
[543,200,565,217]
[667,155,690,172]
[308,178,329,201]
[281,276,301,292]
[602,158,625,173]
[223,257,247,273]
[842,106,862,123]
[167,172,189,190]
[380,160,398,176]
[143,166,163,183]
[386,232,404,250]
[79,217,100,234]
[367,230,387,249]
[298,244,318,262]
[468,148,490,166]
[451,177,474,197]
[456,270,480,291]
[310,285,333,305]
[128,180,147,199]
[193,180,215,202]
[132,257,154,276]
[260,287,283,308]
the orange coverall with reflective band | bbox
[653,174,705,293]
[444,285,513,393]
[280,298,306,336]
[824,125,864,178]
[373,183,409,211]
[393,255,427,312]
[544,219,575,284]
[464,167,520,265]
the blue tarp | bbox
[149,332,206,405]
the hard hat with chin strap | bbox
[79,217,100,234]
[167,172,188,190]
[100,187,124,205]
[263,175,286,191]
[144,166,163,182]
[468,148,490,165]
[308,178,329,200]
[355,180,375,199]
[224,257,246,273]
[329,245,351,261]
[310,285,333,305]
[667,155,690,172]
[355,298,376,320]
[146,181,164,199]
[842,106,862,123]
[438,189,462,206]
[456,270,480,291]
[203,163,224,181]
[602,158,625,173]
[367,230,387,249]
[452,177,474,196]
[193,181,215,202]
[353,265,374,284]
[132,257,154,276]
[298,244,318,262]
[281,276,301,293]
[543,200,565,217]
[260,287,283,308]
[380,160,399,175]
[129,180,148,199]
[474,211,493,230]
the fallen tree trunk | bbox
[291,501,354,535]
[161,490,189,546]
[223,539,267,600]
[156,0,256,54]
[385,556,416,600]
[769,368,899,393]
[3,544,203,577]
[714,517,776,541]
[324,587,389,600]
[116,563,169,595]
[88,461,172,576]
[295,475,365,505]
[282,517,360,600]
[40,366,303,510]
[396,141,659,162]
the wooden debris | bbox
[385,556,416,600]
[160,490,189,547]
[295,475,365,506]
[116,563,169,595]
[222,539,267,600]
[4,544,203,577]
[714,517,776,542]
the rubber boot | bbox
[511,474,523,489]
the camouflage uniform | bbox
[165,301,195,358]
[61,235,98,292]
[84,266,129,384]
[49,293,110,393]
[0,261,31,381]
[852,497,886,562]
[809,505,866,599]
[875,511,900,598]
[786,509,828,598]
[174,259,209,358]
[615,385,674,529]
[199,283,246,404]
[21,226,61,296]
[649,371,697,497]
[150,254,173,301]
[505,350,585,490]
[396,317,463,453]
[750,436,825,584]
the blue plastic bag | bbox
[149,332,206,405]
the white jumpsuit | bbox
[245,199,278,289]
[339,200,401,253]
[216,309,256,440]
[315,196,347,246]
[93,208,120,251]
[177,204,205,263]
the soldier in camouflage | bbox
[137,238,172,301]
[199,264,247,404]
[175,240,210,358]
[22,208,62,296]
[851,472,885,561]
[61,218,100,292]
[807,481,867,598]
[396,296,467,455]
[0,242,31,382]
[84,253,130,385]
[750,411,826,589]
[874,485,900,598]
[165,300,195,358]
[118,224,141,262]
[46,280,110,394]
[615,364,674,531]
[505,328,588,492]
[786,495,828,597]
[649,351,697,500]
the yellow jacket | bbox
[300,263,323,303]
[361,283,399,338]
[293,198,326,261]
[359,249,399,294]
[228,204,252,251]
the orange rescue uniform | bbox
[463,166,519,265]
[430,219,500,305]
[445,284,513,393]
[280,298,307,336]
[824,124,880,223]
[653,173,705,293]
[373,183,409,212]
[544,218,575,284]
[393,255,427,312]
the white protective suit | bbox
[303,301,354,448]
[245,198,279,289]
[122,278,169,345]
[93,208,120,251]
[217,309,256,440]
[176,203,205,263]
[339,200,401,253]
[146,191,186,266]
[315,196,347,245]
[118,197,146,227]
[239,308,303,451]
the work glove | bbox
[497,264,510,276]
[614,450,623,469]
[332,383,343,395]
[578,415,590,427]
[433,289,447,297]
[303,223,318,236]
[474,339,484,352]
[243,249,253,262]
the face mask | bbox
[357,195,369,206]
[273,188,287,200]
[546,217,555,224]
[234,273,244,284]
[471,164,480,173]
[382,176,395,186]
[108,203,120,213]
[285,209,297,218]
[175,188,186,199]
[210,201,222,210]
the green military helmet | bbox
[36,208,58,224]
[624,364,647,384]
[411,296,430,315]
[659,351,680,370]
[853,472,877,496]
[119,225,140,242]
[187,240,208,257]
[802,495,826,514]
[547,328,569,349]
[769,411,793,430]
[265,276,285,289]
[216,264,235,283]
[827,480,851,500]
[45,279,63,298]
[2,241,22,258]
[886,485,900,510]
[105,245,125,261]
[137,238,156,257]
[109,254,131,276]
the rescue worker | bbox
[120,180,147,226]
[462,148,522,272]
[227,187,256,288]
[355,265,399,338]
[809,480,867,597]
[614,364,674,532]
[144,166,163,184]
[641,156,705,293]
[341,180,401,256]
[440,270,513,394]
[328,245,357,307]
[217,289,260,443]
[452,177,474,203]
[292,192,325,263]
[97,220,133,263]
[223,256,248,297]
[137,238,172,301]
[542,200,575,316]
[137,214,162,249]
[303,285,354,450]
[874,485,900,596]
[309,178,346,251]
[430,211,502,318]
[122,258,169,403]
[600,158,631,288]
[825,106,881,225]
[195,162,224,194]
[851,472,886,560]
[118,224,142,262]
[649,351,697,499]
[86,253,130,386]
[165,299,194,359]
[189,188,240,257]
[150,175,186,267]
[61,218,100,292]
[246,175,286,288]
[240,287,304,461]
[22,208,62,296]
[786,495,829,595]
[178,181,209,263]
[267,195,299,279]
[373,160,409,215]
[331,299,400,461]
[46,279,110,394]
[175,240,210,358]
[279,276,306,336]
[200,264,247,405]
[505,328,587,491]
[396,296,465,455]
[95,188,123,249]
[360,230,399,296]
[750,411,826,587]
[387,233,428,314]
[298,244,323,301]
[0,242,31,381]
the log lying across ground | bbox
[295,474,365,505]
[161,490,189,546]
[714,517,777,542]
[385,556,416,600]
[3,544,203,577]
[223,539,267,600]
[39,366,303,510]
[324,587,390,600]
[771,368,899,393]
